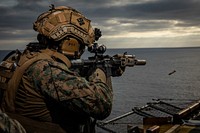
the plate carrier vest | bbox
[0,48,71,133]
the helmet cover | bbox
[33,6,95,47]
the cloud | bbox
[0,0,200,50]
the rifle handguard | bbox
[112,54,146,67]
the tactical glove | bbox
[111,66,126,77]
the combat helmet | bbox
[33,5,97,58]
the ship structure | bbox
[97,99,200,133]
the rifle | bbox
[71,43,146,77]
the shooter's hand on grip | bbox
[111,66,125,77]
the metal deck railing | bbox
[96,99,200,133]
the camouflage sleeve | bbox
[0,110,26,133]
[26,59,113,120]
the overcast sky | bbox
[0,0,200,50]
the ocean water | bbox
[1,48,200,131]
[104,48,200,118]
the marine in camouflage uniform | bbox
[1,6,114,133]
[12,52,112,133]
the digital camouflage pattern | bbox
[0,110,26,133]
[25,59,113,120]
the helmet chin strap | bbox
[74,51,79,59]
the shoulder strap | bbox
[40,49,71,68]
[3,49,71,112]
